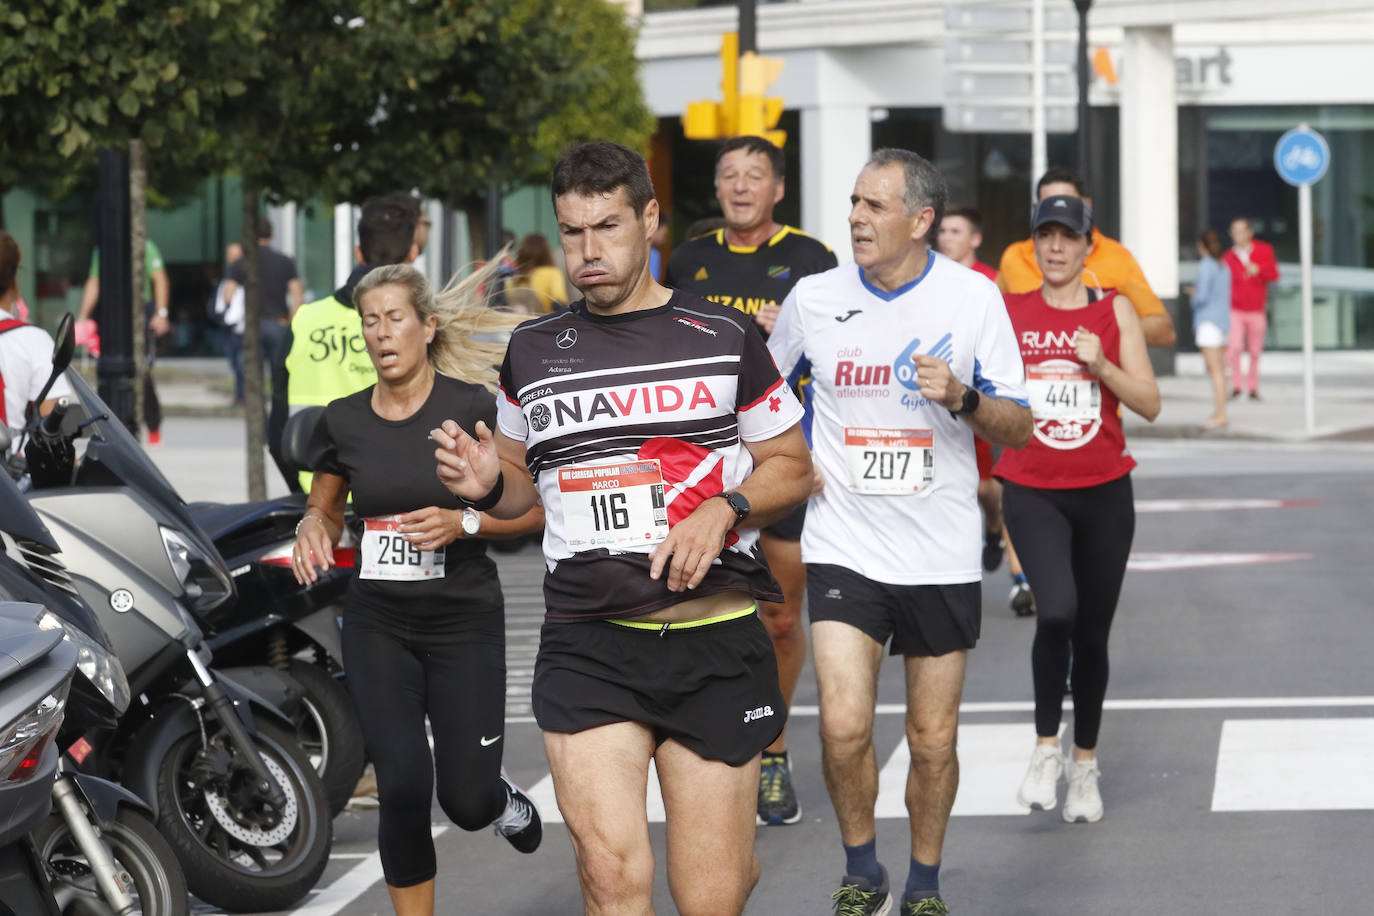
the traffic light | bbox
[737,51,786,148]
[681,32,785,147]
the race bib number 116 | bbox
[559,460,670,551]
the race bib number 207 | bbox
[559,460,670,551]
[843,427,935,495]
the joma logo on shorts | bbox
[743,705,776,724]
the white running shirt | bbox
[768,254,1027,585]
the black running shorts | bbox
[532,612,784,766]
[761,502,807,542]
[805,563,981,657]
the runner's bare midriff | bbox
[630,589,755,624]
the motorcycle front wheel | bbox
[32,806,189,916]
[153,718,331,913]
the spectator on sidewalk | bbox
[78,238,170,444]
[221,215,305,490]
[1223,217,1279,401]
[1189,230,1231,427]
[210,243,247,405]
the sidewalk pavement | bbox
[1122,351,1374,442]
[143,350,1374,443]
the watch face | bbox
[727,492,750,519]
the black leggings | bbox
[1002,475,1135,751]
[342,611,507,888]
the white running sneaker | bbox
[1062,757,1104,823]
[1016,744,1064,811]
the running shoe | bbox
[493,770,543,853]
[757,753,801,826]
[981,530,1005,572]
[1009,580,1035,617]
[831,866,891,916]
[345,763,380,810]
[901,892,951,915]
[1063,757,1104,823]
[147,429,162,446]
[1248,391,1262,401]
[1016,744,1064,811]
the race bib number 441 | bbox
[843,427,935,495]
[559,460,670,551]
[360,515,445,581]
[1027,362,1100,423]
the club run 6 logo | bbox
[832,334,954,410]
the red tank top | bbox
[993,288,1136,489]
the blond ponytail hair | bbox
[353,252,526,393]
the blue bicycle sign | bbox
[1274,126,1330,187]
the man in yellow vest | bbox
[285,193,423,490]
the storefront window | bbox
[1184,104,1374,349]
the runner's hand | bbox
[433,419,501,501]
[649,497,736,592]
[399,506,463,550]
[292,518,333,586]
[148,313,170,337]
[1074,326,1106,375]
[914,354,963,411]
[755,303,781,336]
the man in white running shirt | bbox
[769,149,1031,915]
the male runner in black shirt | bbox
[434,142,812,916]
[666,135,836,826]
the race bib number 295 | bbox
[360,515,445,581]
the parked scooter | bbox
[0,600,77,916]
[2,399,189,913]
[186,414,363,816]
[12,319,331,912]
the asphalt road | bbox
[156,433,1374,915]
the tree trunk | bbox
[129,140,147,437]
[242,179,267,501]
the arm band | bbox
[463,471,505,512]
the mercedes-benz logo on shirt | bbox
[556,328,578,350]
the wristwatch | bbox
[461,508,481,536]
[952,386,980,417]
[713,491,751,527]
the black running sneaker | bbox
[757,753,801,826]
[901,891,950,915]
[1009,580,1035,617]
[981,529,1005,572]
[831,866,891,916]
[493,770,542,854]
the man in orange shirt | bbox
[998,168,1176,349]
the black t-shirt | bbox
[665,226,837,338]
[315,373,502,622]
[229,245,299,320]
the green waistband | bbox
[607,604,757,631]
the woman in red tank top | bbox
[993,195,1160,825]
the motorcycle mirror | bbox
[30,313,76,416]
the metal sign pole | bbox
[1031,0,1047,194]
[1299,180,1315,435]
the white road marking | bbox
[196,828,449,916]
[877,724,1064,817]
[783,696,1374,718]
[1212,718,1374,811]
[1135,498,1318,513]
[1127,551,1311,571]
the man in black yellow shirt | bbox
[666,135,836,828]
